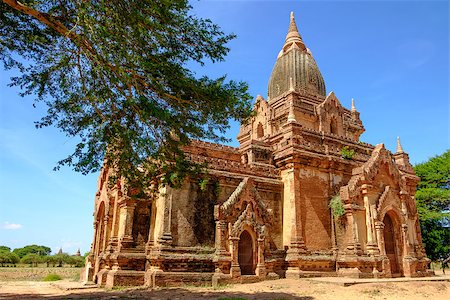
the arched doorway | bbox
[383,213,400,275]
[238,230,255,275]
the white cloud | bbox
[2,221,23,230]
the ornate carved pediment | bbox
[316,91,346,135]
[341,144,407,203]
[231,202,266,239]
[217,177,273,227]
[317,91,344,115]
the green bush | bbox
[42,273,62,281]
[329,195,345,217]
[340,146,355,160]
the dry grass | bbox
[0,267,81,282]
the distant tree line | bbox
[0,245,86,267]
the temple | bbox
[82,12,431,287]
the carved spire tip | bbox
[396,136,404,153]
[351,98,356,112]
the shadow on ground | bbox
[0,287,314,300]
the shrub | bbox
[43,273,62,281]
[341,146,355,160]
[329,195,345,217]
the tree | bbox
[1,0,252,189]
[20,253,42,267]
[0,246,11,253]
[8,252,20,266]
[12,245,52,258]
[53,252,71,267]
[0,247,19,266]
[43,254,57,267]
[72,255,85,267]
[414,150,450,261]
[0,252,9,266]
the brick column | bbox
[362,184,379,255]
[215,220,228,253]
[157,193,173,245]
[402,224,410,257]
[345,205,362,255]
[255,238,266,278]
[229,237,241,277]
[101,215,110,252]
[145,200,156,253]
[93,220,99,256]
[118,198,137,249]
[375,221,386,256]
[106,192,120,253]
[283,166,306,264]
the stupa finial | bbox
[396,136,404,153]
[284,12,305,51]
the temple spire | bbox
[283,12,306,51]
[351,98,356,112]
[396,136,404,153]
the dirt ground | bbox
[1,276,449,300]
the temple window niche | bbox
[330,117,338,135]
[256,122,264,138]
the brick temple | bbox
[83,12,431,287]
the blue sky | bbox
[0,0,448,254]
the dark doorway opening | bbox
[383,213,400,275]
[238,230,255,275]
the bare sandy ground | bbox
[1,276,450,300]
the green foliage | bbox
[0,247,20,266]
[43,255,58,267]
[0,246,11,253]
[42,273,62,281]
[53,253,70,267]
[416,188,450,221]
[415,151,450,190]
[414,150,450,261]
[340,146,355,160]
[1,0,253,189]
[329,195,345,217]
[0,252,8,266]
[199,176,209,191]
[72,255,85,267]
[0,252,17,266]
[13,245,51,258]
[20,253,42,267]
[8,252,20,265]
[420,219,450,261]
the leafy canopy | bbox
[415,150,450,222]
[414,150,450,261]
[12,244,52,258]
[1,0,252,189]
[0,246,11,253]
